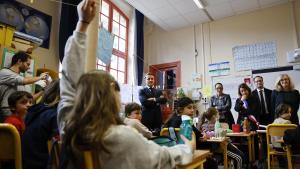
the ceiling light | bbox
[193,0,204,9]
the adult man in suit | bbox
[139,73,167,134]
[252,76,273,125]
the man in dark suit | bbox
[252,76,273,125]
[139,73,167,133]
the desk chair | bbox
[266,124,297,169]
[47,138,61,169]
[83,151,101,169]
[0,123,22,169]
[160,128,180,136]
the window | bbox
[98,0,128,84]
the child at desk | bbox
[271,104,292,168]
[200,107,247,169]
[5,91,33,135]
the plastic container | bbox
[178,115,193,144]
[232,124,240,133]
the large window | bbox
[98,0,128,84]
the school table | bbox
[199,137,230,169]
[226,132,256,162]
[176,150,211,169]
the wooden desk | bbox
[176,150,211,169]
[200,137,229,169]
[227,132,256,162]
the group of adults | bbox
[210,75,300,129]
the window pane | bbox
[110,55,118,69]
[112,21,119,36]
[120,16,126,27]
[118,72,124,84]
[100,15,109,30]
[118,57,125,71]
[120,25,126,39]
[113,9,120,22]
[101,1,109,16]
[97,65,106,71]
[97,59,106,66]
[110,69,118,80]
[119,38,125,53]
[113,37,118,49]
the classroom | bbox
[0,0,300,169]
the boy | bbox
[124,102,153,138]
[5,91,33,135]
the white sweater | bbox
[58,31,193,168]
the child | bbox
[58,1,195,168]
[201,107,247,169]
[272,103,292,149]
[5,91,33,135]
[22,80,60,169]
[124,102,153,138]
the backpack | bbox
[150,127,179,147]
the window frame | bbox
[98,0,129,84]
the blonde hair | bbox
[63,70,123,167]
[274,74,294,91]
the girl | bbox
[58,1,195,168]
[201,107,247,169]
[271,104,292,168]
[234,83,260,131]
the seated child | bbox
[5,91,33,135]
[272,104,292,168]
[124,102,152,138]
[201,107,247,169]
[22,80,60,169]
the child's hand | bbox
[77,0,96,24]
[180,134,196,152]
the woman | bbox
[271,74,300,125]
[210,83,235,129]
[234,83,260,130]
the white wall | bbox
[145,1,300,89]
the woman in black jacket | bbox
[271,74,300,125]
[234,83,260,131]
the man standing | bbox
[252,76,273,125]
[139,73,167,134]
[0,51,48,122]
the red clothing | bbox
[5,114,25,135]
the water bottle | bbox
[178,115,193,144]
[243,117,250,133]
[214,119,221,137]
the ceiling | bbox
[125,0,292,31]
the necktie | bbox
[259,90,266,114]
[150,87,155,95]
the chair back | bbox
[160,128,180,136]
[0,123,22,169]
[47,138,62,169]
[267,124,297,138]
[83,151,101,169]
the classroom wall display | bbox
[191,73,202,89]
[120,84,143,104]
[208,61,230,76]
[233,41,277,71]
[97,27,114,65]
[0,0,52,48]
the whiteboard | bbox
[252,68,300,91]
[120,84,143,105]
[212,75,252,123]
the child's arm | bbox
[58,0,96,132]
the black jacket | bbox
[22,103,59,169]
[252,88,273,125]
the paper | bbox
[97,27,115,65]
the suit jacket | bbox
[252,88,273,125]
[139,87,167,129]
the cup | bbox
[232,124,240,133]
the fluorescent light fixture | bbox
[193,0,204,9]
